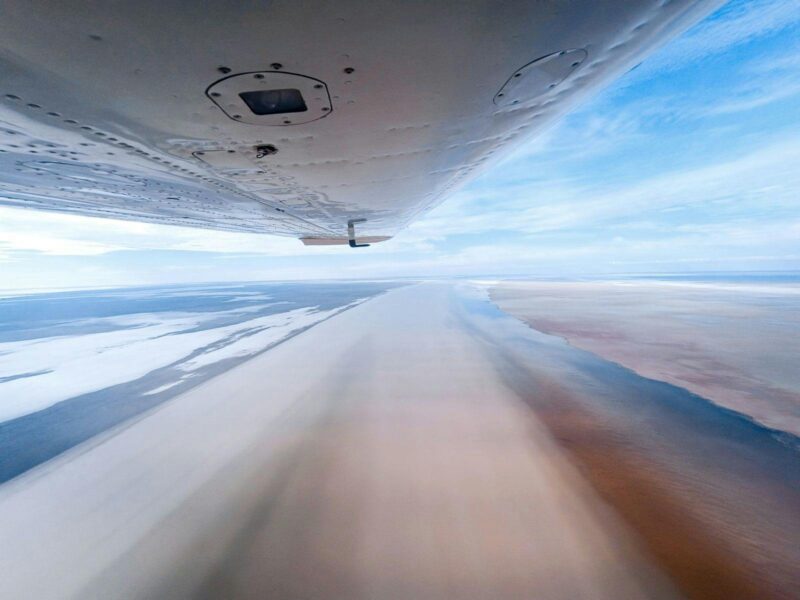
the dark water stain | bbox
[0,369,52,384]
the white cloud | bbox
[399,135,800,243]
[637,0,800,76]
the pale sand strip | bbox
[0,284,674,599]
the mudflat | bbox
[491,280,800,436]
[490,280,800,599]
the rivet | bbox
[233,114,241,119]
[283,119,291,124]
[27,103,41,109]
[210,92,221,97]
[218,66,231,74]
[343,67,355,74]
[4,94,19,100]
[89,34,103,42]
[322,107,329,111]
[271,62,283,70]
[254,73,264,79]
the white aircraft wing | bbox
[0,0,722,246]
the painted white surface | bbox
[0,0,722,241]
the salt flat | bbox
[0,282,391,482]
[0,283,673,600]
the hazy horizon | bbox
[2,269,799,295]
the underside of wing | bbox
[0,0,722,244]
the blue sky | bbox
[1,0,799,290]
